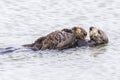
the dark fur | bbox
[23,27,87,50]
[23,26,108,50]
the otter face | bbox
[72,27,87,40]
[89,27,109,44]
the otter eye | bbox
[72,27,77,30]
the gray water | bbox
[0,0,120,80]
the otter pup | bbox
[77,26,109,47]
[89,27,108,44]
[23,26,87,50]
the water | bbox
[0,0,120,80]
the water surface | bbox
[0,0,120,80]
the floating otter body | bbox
[77,27,109,47]
[23,26,109,50]
[23,27,87,50]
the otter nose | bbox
[84,32,87,36]
[90,27,94,31]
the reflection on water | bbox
[0,0,120,80]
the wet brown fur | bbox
[23,26,87,50]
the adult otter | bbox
[23,26,87,50]
[77,26,109,47]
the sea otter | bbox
[0,26,108,54]
[77,26,109,47]
[23,26,87,50]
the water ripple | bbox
[0,0,119,80]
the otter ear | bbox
[90,26,94,31]
[72,27,77,30]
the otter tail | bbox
[22,43,34,47]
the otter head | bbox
[72,26,87,40]
[89,27,109,44]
